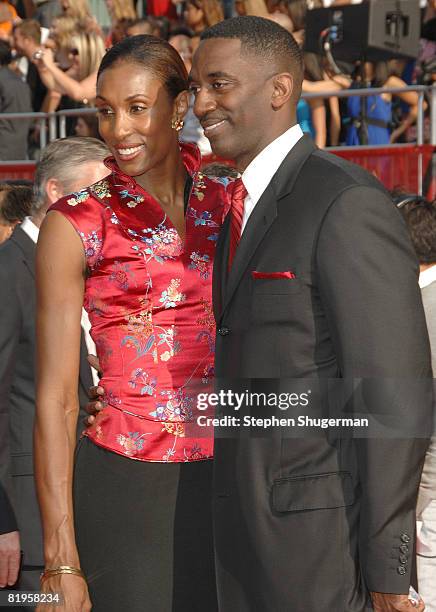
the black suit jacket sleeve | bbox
[0,251,21,512]
[316,185,432,594]
[0,481,17,535]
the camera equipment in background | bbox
[304,1,421,63]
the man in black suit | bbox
[0,137,109,603]
[0,40,32,161]
[189,16,432,612]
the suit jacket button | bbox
[399,543,409,554]
[218,327,230,336]
[397,566,407,575]
[400,533,411,544]
[399,554,408,564]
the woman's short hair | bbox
[97,35,188,100]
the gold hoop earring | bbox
[171,117,184,131]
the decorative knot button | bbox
[218,327,230,336]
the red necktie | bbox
[228,178,248,270]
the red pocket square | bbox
[252,271,296,279]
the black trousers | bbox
[73,437,218,612]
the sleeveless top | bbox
[297,98,314,139]
[346,92,391,146]
[50,143,231,462]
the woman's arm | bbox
[328,96,341,147]
[34,211,91,612]
[308,98,327,148]
[302,77,347,94]
[34,49,97,102]
[386,75,427,142]
[34,60,57,93]
[41,89,61,113]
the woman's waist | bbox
[99,375,214,422]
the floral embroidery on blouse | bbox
[121,299,155,361]
[67,189,90,206]
[192,172,206,201]
[184,443,208,461]
[79,230,103,268]
[196,298,215,352]
[189,252,211,280]
[117,431,151,456]
[187,208,220,229]
[196,298,215,331]
[157,326,180,362]
[130,222,181,264]
[128,368,157,396]
[109,261,136,291]
[90,178,112,200]
[118,188,145,209]
[159,279,186,309]
[151,388,194,423]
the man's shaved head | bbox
[200,15,303,99]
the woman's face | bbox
[184,2,204,29]
[95,61,187,178]
[68,46,80,71]
[75,116,91,137]
[234,0,246,16]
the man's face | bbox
[189,38,277,170]
[0,221,15,244]
[13,29,28,56]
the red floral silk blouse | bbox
[50,143,230,462]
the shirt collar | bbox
[242,124,304,206]
[20,217,39,244]
[419,264,436,289]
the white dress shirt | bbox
[21,217,99,386]
[419,265,436,289]
[240,124,304,233]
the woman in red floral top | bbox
[34,36,230,612]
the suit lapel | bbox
[218,134,317,320]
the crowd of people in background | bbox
[0,0,435,160]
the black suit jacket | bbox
[212,135,433,611]
[0,67,32,161]
[0,226,93,566]
[0,481,17,535]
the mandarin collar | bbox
[103,141,202,188]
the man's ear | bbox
[45,178,63,205]
[271,73,294,110]
[174,90,190,121]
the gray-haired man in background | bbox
[0,137,109,605]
